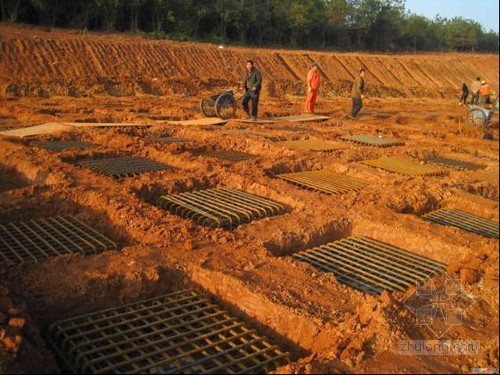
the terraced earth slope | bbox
[0,23,498,100]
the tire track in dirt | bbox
[316,55,353,82]
[464,56,497,84]
[335,55,365,81]
[49,40,64,78]
[406,60,442,88]
[353,56,384,85]
[260,54,294,81]
[146,45,165,78]
[435,58,467,88]
[382,57,419,87]
[394,58,427,88]
[156,47,175,78]
[373,57,404,87]
[274,53,302,81]
[85,41,106,78]
[420,58,456,87]
[71,40,88,78]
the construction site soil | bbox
[0,23,498,374]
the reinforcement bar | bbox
[361,156,447,176]
[158,187,285,230]
[292,236,446,295]
[424,157,486,171]
[422,208,499,239]
[340,135,405,147]
[77,157,172,178]
[47,289,289,374]
[277,170,369,194]
[0,215,117,264]
[34,140,96,151]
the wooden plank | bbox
[0,122,73,138]
[164,118,228,126]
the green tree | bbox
[126,0,147,32]
[2,0,499,53]
[94,0,123,31]
[443,17,482,51]
[477,31,499,53]
[324,0,353,48]
[1,0,22,22]
[287,0,326,47]
[150,0,175,34]
[213,0,242,40]
[402,14,433,51]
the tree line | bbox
[1,0,498,53]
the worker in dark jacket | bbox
[349,68,366,119]
[459,82,469,105]
[240,59,262,121]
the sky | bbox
[405,0,499,32]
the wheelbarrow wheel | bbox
[200,98,216,117]
[215,93,236,120]
[467,108,487,127]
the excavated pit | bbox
[264,220,352,256]
[0,193,133,249]
[0,165,30,193]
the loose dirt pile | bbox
[0,24,498,374]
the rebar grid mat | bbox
[77,157,172,178]
[33,140,96,151]
[199,151,255,162]
[422,208,499,239]
[154,137,190,143]
[158,188,285,230]
[0,216,117,264]
[361,157,446,176]
[277,140,339,152]
[48,289,289,374]
[424,157,486,171]
[340,135,405,147]
[292,237,446,295]
[277,170,369,194]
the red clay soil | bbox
[0,23,498,374]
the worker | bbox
[470,77,481,105]
[305,62,320,113]
[349,68,366,119]
[240,59,262,121]
[479,80,491,107]
[459,83,468,105]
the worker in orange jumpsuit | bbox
[305,62,320,113]
[479,80,491,107]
